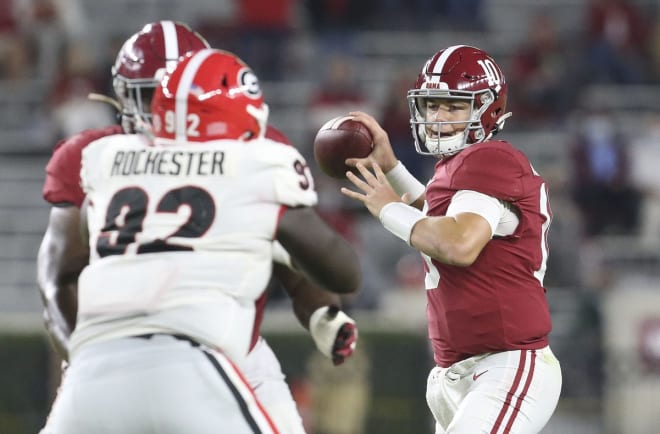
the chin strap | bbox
[492,112,513,137]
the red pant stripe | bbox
[504,350,537,433]
[490,351,527,434]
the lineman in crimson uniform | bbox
[341,45,562,433]
[38,22,359,434]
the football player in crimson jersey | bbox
[38,22,359,434]
[341,45,562,433]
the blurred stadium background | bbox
[2,0,660,433]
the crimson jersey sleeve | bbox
[43,125,123,207]
[448,140,532,202]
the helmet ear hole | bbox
[480,91,494,105]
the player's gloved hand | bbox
[310,306,357,366]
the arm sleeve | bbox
[446,190,503,238]
[446,189,519,237]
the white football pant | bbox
[242,337,307,434]
[426,346,562,434]
[40,334,278,434]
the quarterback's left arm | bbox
[410,145,523,265]
[342,162,495,266]
[37,206,89,360]
[408,212,493,266]
[272,252,357,366]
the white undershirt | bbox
[445,190,519,238]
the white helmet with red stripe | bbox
[151,48,269,143]
[112,21,210,133]
[408,45,511,158]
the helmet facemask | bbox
[408,88,495,158]
[113,75,158,135]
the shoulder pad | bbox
[43,125,123,207]
[451,141,531,201]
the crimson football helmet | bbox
[112,21,209,133]
[151,48,268,142]
[408,45,511,158]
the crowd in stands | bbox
[2,0,660,304]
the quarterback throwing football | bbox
[341,45,562,433]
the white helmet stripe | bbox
[160,20,180,71]
[431,45,466,74]
[175,48,214,141]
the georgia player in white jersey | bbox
[341,45,562,433]
[39,47,361,433]
[38,22,359,434]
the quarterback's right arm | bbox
[37,206,89,360]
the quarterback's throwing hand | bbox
[341,162,403,218]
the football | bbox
[313,116,373,179]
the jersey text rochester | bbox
[111,150,225,176]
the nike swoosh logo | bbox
[473,370,488,381]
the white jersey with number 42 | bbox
[70,133,317,363]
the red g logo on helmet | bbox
[239,68,262,99]
[151,48,268,143]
